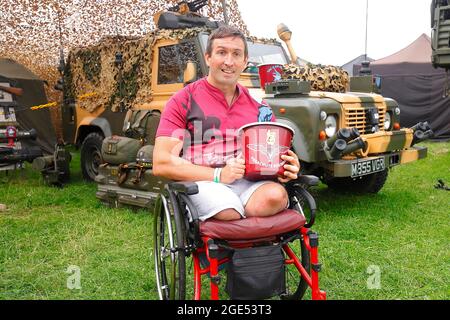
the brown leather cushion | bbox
[199,209,306,240]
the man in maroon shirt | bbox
[153,25,300,221]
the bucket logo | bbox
[268,65,282,81]
[247,144,290,164]
[266,130,276,145]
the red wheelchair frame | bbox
[153,177,326,300]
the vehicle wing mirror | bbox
[183,61,197,85]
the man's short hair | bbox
[205,25,248,58]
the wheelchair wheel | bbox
[282,187,315,300]
[153,193,186,300]
[282,237,310,300]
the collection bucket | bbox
[239,122,295,181]
[257,64,283,89]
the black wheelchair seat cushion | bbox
[199,209,306,240]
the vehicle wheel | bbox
[281,187,313,300]
[325,169,389,194]
[80,132,104,181]
[153,193,186,300]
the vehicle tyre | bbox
[325,169,389,194]
[80,132,104,182]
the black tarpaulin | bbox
[0,58,56,154]
[354,34,450,139]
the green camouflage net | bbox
[282,64,350,93]
[0,0,248,132]
[66,27,210,112]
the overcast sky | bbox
[236,0,432,66]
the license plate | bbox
[351,157,385,178]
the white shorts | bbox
[188,179,273,221]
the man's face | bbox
[205,36,248,88]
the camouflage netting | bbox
[0,0,248,135]
[282,64,350,93]
[66,27,211,113]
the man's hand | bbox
[278,150,300,183]
[220,157,245,184]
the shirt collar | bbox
[202,77,243,107]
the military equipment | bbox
[101,136,143,165]
[32,143,71,187]
[277,24,297,64]
[0,85,23,97]
[431,0,450,95]
[0,82,42,171]
[168,0,209,13]
[0,146,42,164]
[136,145,154,168]
[58,4,429,204]
[431,0,450,68]
[122,109,160,144]
[0,128,37,143]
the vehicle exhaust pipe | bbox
[341,137,366,156]
[411,129,434,146]
[411,121,431,133]
[327,139,347,160]
[324,129,365,160]
[325,128,360,149]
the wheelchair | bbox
[153,175,327,300]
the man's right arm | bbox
[152,136,245,183]
[152,136,216,181]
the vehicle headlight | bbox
[325,115,337,137]
[395,107,401,115]
[320,111,327,121]
[384,112,392,130]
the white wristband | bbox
[213,168,222,183]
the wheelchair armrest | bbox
[297,175,319,187]
[168,181,199,195]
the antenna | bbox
[113,0,125,112]
[364,0,369,61]
[221,0,229,25]
[360,0,372,76]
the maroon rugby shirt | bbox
[156,77,275,167]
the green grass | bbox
[0,142,449,300]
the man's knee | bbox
[214,209,241,221]
[246,184,288,216]
[265,185,288,207]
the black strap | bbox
[435,179,450,191]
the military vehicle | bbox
[58,1,430,208]
[431,0,450,91]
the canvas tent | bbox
[342,54,374,76]
[354,34,450,139]
[0,58,56,153]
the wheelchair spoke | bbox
[281,239,310,300]
[153,192,188,300]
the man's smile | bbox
[221,68,235,75]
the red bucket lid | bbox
[238,122,295,136]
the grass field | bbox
[0,141,449,300]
